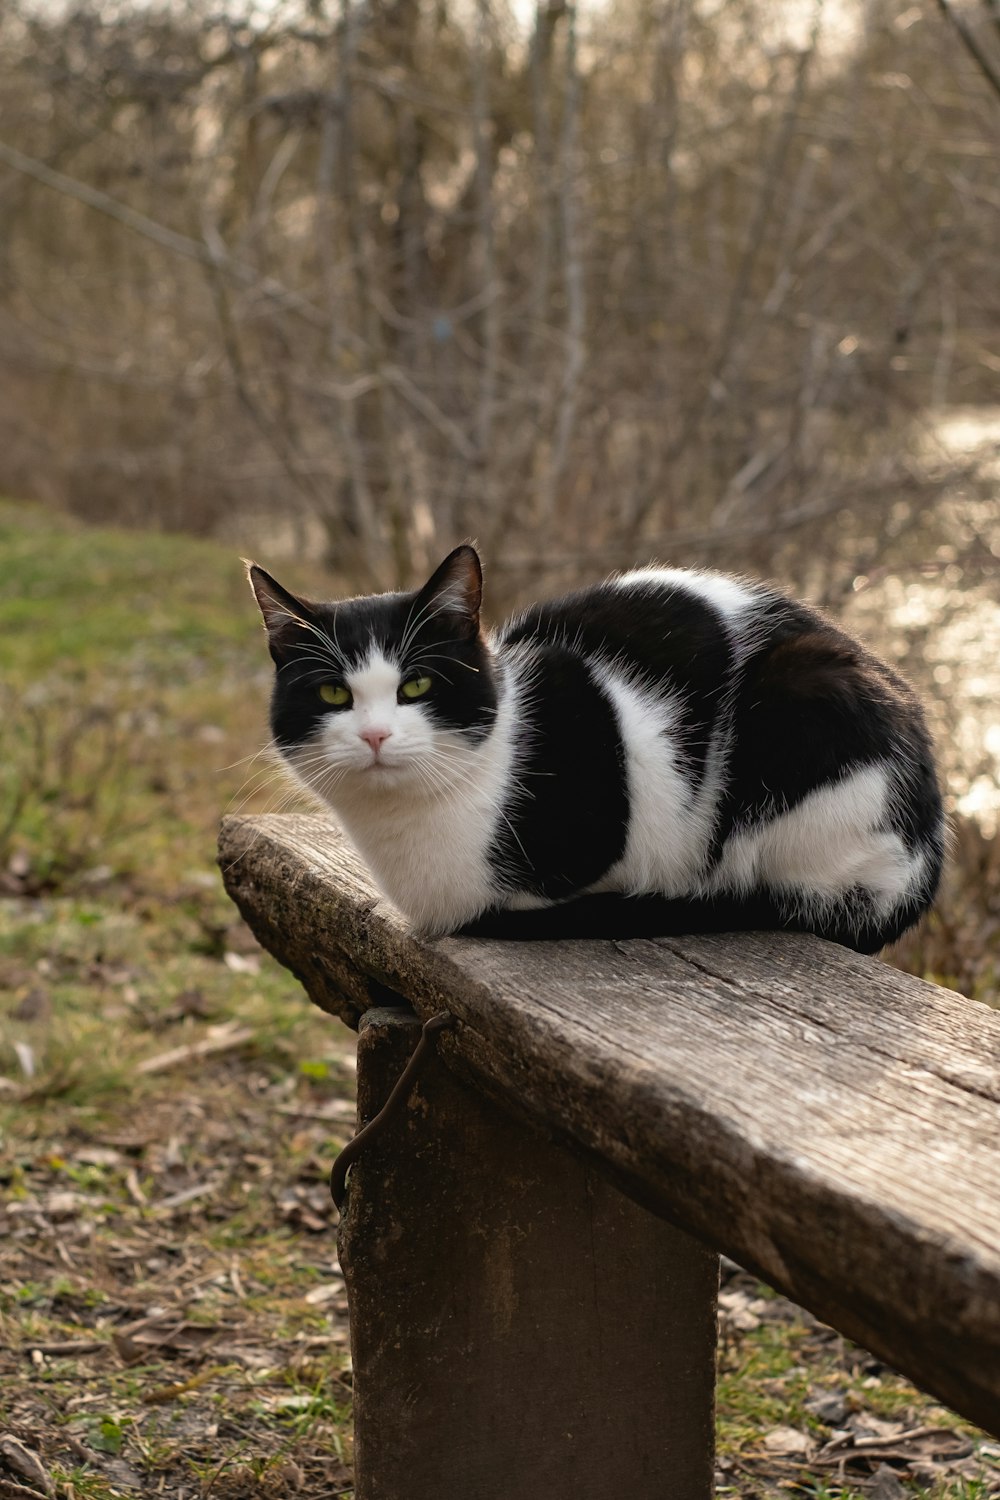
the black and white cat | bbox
[249,545,944,953]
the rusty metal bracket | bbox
[330,1011,454,1210]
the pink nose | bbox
[360,727,392,754]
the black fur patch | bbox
[460,888,897,955]
[713,596,944,862]
[266,587,498,748]
[491,644,628,899]
[501,580,735,783]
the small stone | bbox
[718,1288,761,1331]
[762,1425,813,1456]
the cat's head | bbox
[248,545,499,801]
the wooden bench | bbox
[219,812,1000,1500]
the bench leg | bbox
[338,1007,718,1500]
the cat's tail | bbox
[460,889,910,954]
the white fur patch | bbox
[285,648,520,933]
[613,565,768,675]
[702,762,925,918]
[346,652,406,751]
[613,566,759,624]
[586,661,711,897]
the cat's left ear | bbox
[245,561,317,665]
[415,545,483,639]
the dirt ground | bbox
[2,962,999,1500]
[1,987,357,1500]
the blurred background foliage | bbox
[1,0,999,593]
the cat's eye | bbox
[318,682,352,708]
[399,675,433,701]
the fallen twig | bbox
[137,1023,255,1076]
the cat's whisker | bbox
[216,742,281,775]
[288,754,354,786]
[225,776,285,818]
[291,613,349,672]
[408,652,481,675]
[398,599,465,660]
[221,769,332,868]
[398,595,448,658]
[277,651,345,679]
[328,603,345,669]
[411,664,457,688]
[223,748,290,814]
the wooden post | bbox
[338,1008,718,1500]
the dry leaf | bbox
[11,1043,35,1079]
[303,1280,345,1307]
[804,1392,849,1425]
[718,1293,761,1332]
[8,989,51,1023]
[870,1464,908,1500]
[223,951,260,975]
[0,1435,55,1498]
[42,1190,91,1220]
[113,1318,226,1357]
[172,987,211,1018]
[762,1426,813,1456]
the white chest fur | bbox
[299,662,520,933]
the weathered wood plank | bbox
[341,1008,718,1500]
[219,812,1000,1434]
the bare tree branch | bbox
[0,137,328,328]
[936,0,1000,104]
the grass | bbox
[0,496,293,889]
[716,1275,998,1496]
[0,499,358,1496]
[0,497,997,1498]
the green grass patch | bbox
[0,501,356,1496]
[0,497,340,890]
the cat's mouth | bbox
[361,755,406,778]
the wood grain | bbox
[341,1009,718,1500]
[219,812,1000,1434]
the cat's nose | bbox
[360,727,392,754]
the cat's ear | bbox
[415,545,483,639]
[245,562,316,664]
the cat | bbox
[248,544,944,953]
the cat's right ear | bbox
[245,562,315,666]
[415,545,483,640]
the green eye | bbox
[318,682,352,708]
[400,675,432,701]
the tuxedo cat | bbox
[249,545,944,952]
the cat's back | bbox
[498,563,915,707]
[499,565,762,660]
[495,565,778,803]
[495,561,940,815]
